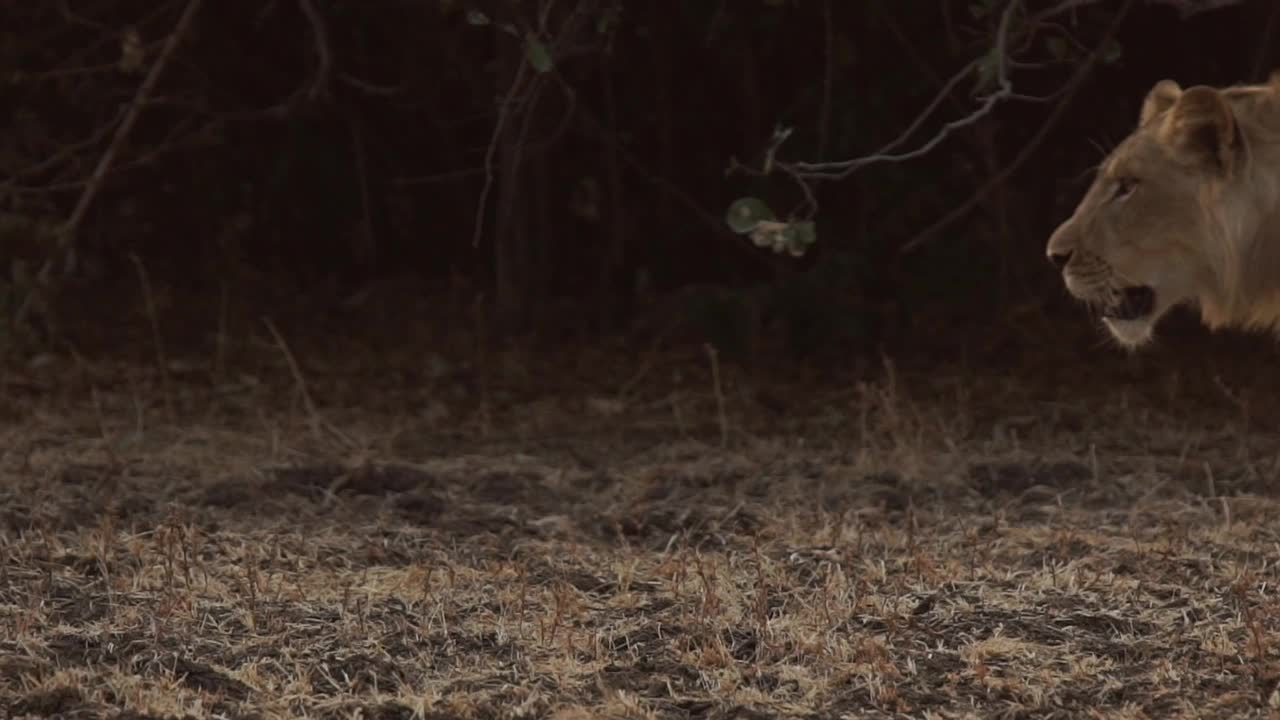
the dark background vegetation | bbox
[3,0,1279,371]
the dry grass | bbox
[5,336,1280,719]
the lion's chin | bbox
[1094,285,1159,347]
[1102,316,1156,348]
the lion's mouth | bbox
[1100,286,1155,321]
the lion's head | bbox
[1046,75,1280,348]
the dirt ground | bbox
[5,330,1280,720]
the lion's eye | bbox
[1112,177,1138,201]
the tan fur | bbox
[1046,73,1280,347]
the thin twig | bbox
[3,113,210,196]
[899,0,1135,255]
[297,0,333,100]
[767,0,1239,189]
[6,106,127,182]
[55,0,202,263]
[129,253,173,418]
[17,0,203,321]
[705,343,728,448]
[262,317,353,447]
[786,0,1021,180]
[472,38,531,249]
[262,318,319,432]
[472,0,594,251]
[495,73,551,254]
[1031,0,1245,22]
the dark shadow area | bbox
[3,0,1280,375]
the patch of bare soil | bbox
[4,345,1280,719]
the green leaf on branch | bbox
[525,34,554,73]
[725,197,775,235]
[726,198,818,257]
[748,222,784,250]
[782,221,817,257]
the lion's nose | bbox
[1048,250,1072,270]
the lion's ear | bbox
[1159,85,1238,173]
[1140,79,1182,126]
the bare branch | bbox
[57,0,119,34]
[472,0,593,249]
[3,113,213,198]
[5,106,127,183]
[1164,0,1251,17]
[768,0,1245,187]
[297,0,333,101]
[471,48,532,249]
[784,0,1021,180]
[899,0,1136,255]
[16,0,204,323]
[1033,0,1246,21]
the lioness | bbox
[1046,73,1280,348]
